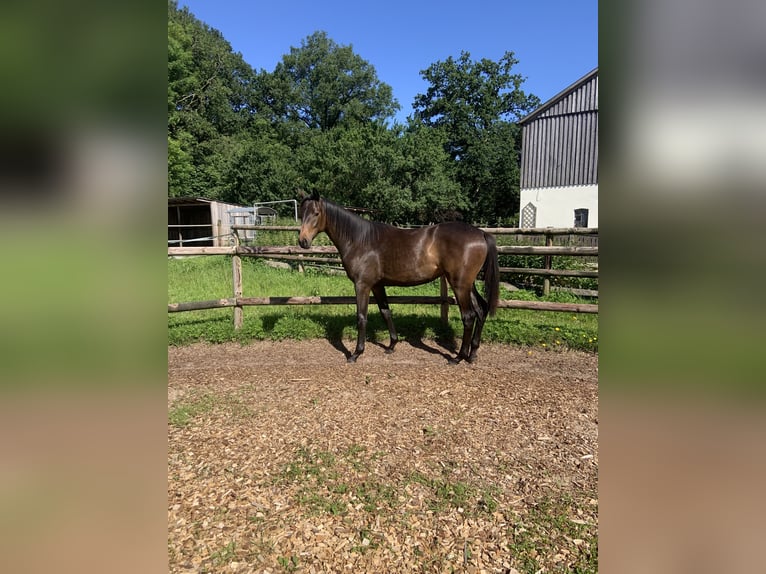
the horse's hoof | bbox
[384,347,395,355]
[448,356,463,365]
[347,355,358,364]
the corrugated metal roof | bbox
[520,67,598,125]
[168,197,215,206]
[168,197,249,209]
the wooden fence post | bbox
[440,276,449,326]
[232,238,243,330]
[543,233,553,296]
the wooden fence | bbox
[168,227,598,329]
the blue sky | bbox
[179,0,597,124]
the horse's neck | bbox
[324,202,373,254]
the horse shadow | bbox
[387,315,457,361]
[259,312,456,362]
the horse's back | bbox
[434,220,485,237]
[359,222,487,286]
[433,221,488,251]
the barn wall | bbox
[521,71,598,190]
[210,201,234,246]
[534,73,598,120]
[521,112,598,188]
[520,185,599,228]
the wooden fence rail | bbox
[168,295,450,313]
[235,225,598,236]
[168,296,598,315]
[167,244,597,257]
[168,227,598,329]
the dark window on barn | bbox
[574,208,589,228]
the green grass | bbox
[276,445,496,519]
[409,471,475,513]
[168,256,598,351]
[201,541,237,573]
[168,390,255,428]
[511,495,598,573]
[272,444,597,572]
[168,394,216,427]
[276,555,300,572]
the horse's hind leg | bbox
[449,284,477,364]
[467,285,488,362]
[372,284,398,354]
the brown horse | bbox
[298,192,499,364]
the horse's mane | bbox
[321,198,383,246]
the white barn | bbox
[519,68,598,228]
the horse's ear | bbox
[310,189,320,201]
[297,188,307,200]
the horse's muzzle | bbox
[298,237,311,249]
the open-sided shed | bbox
[168,197,246,247]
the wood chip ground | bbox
[168,340,598,573]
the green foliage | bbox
[266,31,399,131]
[413,51,540,224]
[167,134,195,197]
[465,121,523,223]
[218,122,300,205]
[414,51,539,130]
[392,124,466,223]
[168,1,259,199]
[167,4,544,225]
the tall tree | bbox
[217,122,299,206]
[393,123,466,223]
[167,0,258,197]
[266,31,399,131]
[413,51,539,223]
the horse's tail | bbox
[482,232,500,316]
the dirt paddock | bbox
[168,340,598,573]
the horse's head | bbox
[298,191,325,249]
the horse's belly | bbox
[376,230,443,285]
[381,258,439,286]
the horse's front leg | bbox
[372,284,397,354]
[348,284,371,363]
